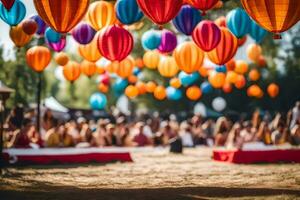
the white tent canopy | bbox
[44,97,68,113]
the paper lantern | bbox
[78,33,102,62]
[81,60,97,78]
[226,8,251,38]
[257,56,267,67]
[267,83,279,98]
[26,46,51,73]
[113,78,128,93]
[208,71,226,89]
[170,78,181,89]
[0,0,15,11]
[0,0,25,26]
[45,27,61,43]
[157,30,177,54]
[222,83,232,93]
[248,69,260,81]
[241,0,300,39]
[186,86,202,101]
[30,15,47,35]
[226,71,238,84]
[54,52,69,66]
[207,28,238,65]
[63,61,81,82]
[198,67,209,78]
[9,23,32,48]
[158,56,179,78]
[192,20,221,52]
[234,75,246,89]
[247,84,263,97]
[166,87,182,101]
[212,97,226,112]
[225,59,236,71]
[201,81,213,94]
[135,58,144,69]
[179,71,199,86]
[154,86,167,100]
[22,19,38,35]
[34,0,89,33]
[90,93,107,110]
[235,60,249,75]
[186,0,219,15]
[72,22,96,45]
[125,85,139,98]
[100,73,110,86]
[128,76,138,84]
[172,5,202,36]
[114,56,135,78]
[97,25,134,62]
[116,0,143,25]
[143,50,160,69]
[249,19,267,43]
[215,65,227,73]
[136,81,147,95]
[146,81,157,93]
[98,83,109,93]
[136,0,183,26]
[46,36,66,52]
[173,41,204,74]
[141,30,161,50]
[247,43,262,62]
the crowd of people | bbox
[3,102,300,150]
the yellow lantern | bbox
[78,33,102,62]
[10,24,33,48]
[158,56,179,78]
[125,85,139,98]
[170,78,181,89]
[235,60,249,75]
[136,81,147,95]
[146,81,157,93]
[143,50,160,69]
[80,60,97,77]
[114,56,135,78]
[154,86,167,100]
[173,41,204,74]
[208,72,226,89]
[226,71,238,84]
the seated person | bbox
[291,125,300,145]
[45,119,61,147]
[179,121,194,147]
[240,121,255,143]
[226,123,243,149]
[6,118,32,148]
[133,122,153,147]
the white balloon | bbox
[194,102,207,117]
[212,97,226,112]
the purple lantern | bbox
[71,22,96,45]
[46,36,66,52]
[30,15,47,35]
[158,30,177,53]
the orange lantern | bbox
[135,58,144,69]
[146,81,157,93]
[222,83,232,93]
[105,61,118,73]
[186,86,202,101]
[154,86,167,100]
[81,60,97,77]
[86,1,117,31]
[158,56,179,78]
[226,71,238,84]
[267,83,279,98]
[207,28,238,65]
[125,85,139,98]
[136,81,147,95]
[10,24,33,48]
[34,0,89,33]
[257,55,267,67]
[173,41,204,74]
[234,75,246,89]
[143,50,160,69]
[78,33,102,62]
[198,66,209,78]
[114,56,135,78]
[235,60,249,75]
[26,46,51,73]
[170,78,181,89]
[98,83,109,93]
[225,59,236,71]
[63,61,81,82]
[247,43,262,62]
[248,69,260,81]
[241,0,300,39]
[247,84,263,98]
[96,65,106,74]
[208,72,226,89]
[128,75,138,84]
[55,52,69,66]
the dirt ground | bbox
[0,147,300,200]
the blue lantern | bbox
[226,8,250,39]
[45,27,61,43]
[113,78,128,93]
[179,71,199,87]
[115,0,143,25]
[0,0,26,26]
[172,5,202,36]
[141,30,161,50]
[90,93,107,110]
[133,67,141,76]
[249,19,267,44]
[30,15,47,35]
[215,65,227,73]
[201,81,213,94]
[167,87,182,101]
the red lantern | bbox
[97,25,134,62]
[186,0,219,15]
[0,0,15,10]
[192,20,221,52]
[207,28,238,65]
[137,0,183,26]
[22,19,38,35]
[33,0,89,33]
